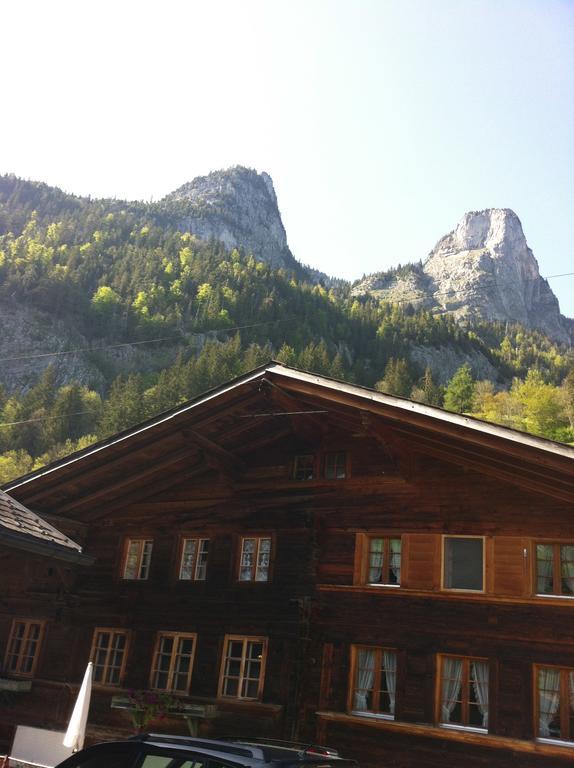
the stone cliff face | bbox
[164,166,299,271]
[353,209,572,344]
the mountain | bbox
[353,208,573,345]
[0,169,572,479]
[162,167,301,272]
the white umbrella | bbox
[63,662,93,751]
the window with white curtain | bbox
[438,655,489,731]
[238,536,272,582]
[365,537,402,586]
[536,544,574,597]
[179,538,209,581]
[122,538,153,580]
[536,665,574,742]
[350,645,397,718]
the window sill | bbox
[535,593,574,600]
[318,584,574,611]
[366,583,400,589]
[440,723,487,734]
[316,711,574,757]
[351,711,394,721]
[537,737,574,748]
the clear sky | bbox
[1,0,573,316]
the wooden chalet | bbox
[1,362,574,767]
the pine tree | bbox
[444,364,475,413]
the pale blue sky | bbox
[1,0,573,316]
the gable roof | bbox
[4,362,574,513]
[0,489,89,563]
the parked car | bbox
[54,734,360,768]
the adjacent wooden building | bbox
[2,363,574,767]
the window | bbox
[536,544,574,597]
[239,536,272,582]
[90,628,129,686]
[179,538,209,581]
[293,454,315,481]
[219,635,267,700]
[438,655,489,730]
[443,536,484,591]
[324,451,347,479]
[536,665,574,742]
[4,620,44,677]
[150,632,196,693]
[122,538,153,580]
[366,537,401,585]
[350,646,397,718]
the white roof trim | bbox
[267,364,574,460]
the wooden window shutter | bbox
[491,537,529,596]
[353,534,368,585]
[402,534,440,590]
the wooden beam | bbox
[183,430,246,477]
[56,446,199,515]
[82,460,211,521]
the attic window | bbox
[324,451,347,479]
[293,454,315,481]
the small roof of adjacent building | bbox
[0,488,88,563]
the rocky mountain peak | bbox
[164,166,298,270]
[353,208,572,344]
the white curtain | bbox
[560,546,574,595]
[441,657,462,724]
[368,540,383,583]
[471,661,489,728]
[536,544,553,593]
[354,649,375,711]
[383,651,397,715]
[389,539,401,585]
[538,668,561,738]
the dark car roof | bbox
[138,734,358,766]
[55,734,359,768]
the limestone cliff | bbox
[164,166,300,271]
[353,209,572,344]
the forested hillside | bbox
[0,174,572,483]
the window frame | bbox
[4,619,45,678]
[218,634,268,701]
[436,653,490,732]
[178,536,210,582]
[348,644,398,720]
[354,533,403,588]
[90,627,131,688]
[237,534,274,583]
[149,631,197,694]
[121,537,154,581]
[534,663,574,744]
[534,541,574,599]
[323,450,349,480]
[292,453,316,481]
[441,535,486,593]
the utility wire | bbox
[0,317,295,365]
[0,269,572,366]
[0,410,98,428]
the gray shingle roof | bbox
[0,488,84,560]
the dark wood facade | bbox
[1,363,574,767]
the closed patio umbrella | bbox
[63,662,93,751]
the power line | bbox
[0,270,570,367]
[0,410,98,428]
[0,317,295,365]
